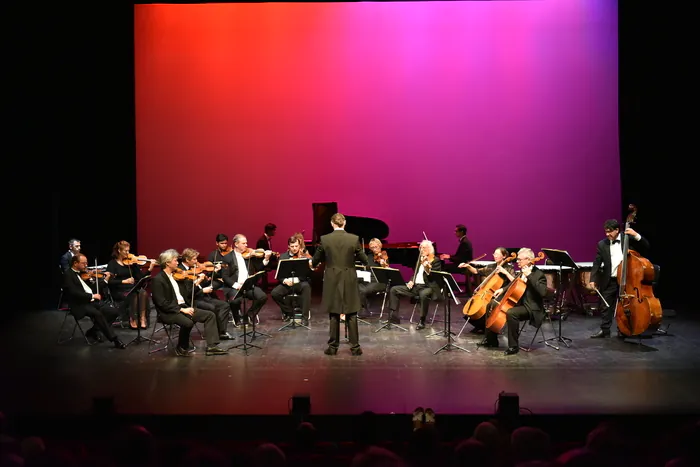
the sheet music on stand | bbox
[425,271,469,354]
[275,258,313,331]
[371,266,408,332]
[231,271,266,300]
[541,248,576,347]
[355,264,371,283]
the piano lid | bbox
[345,215,389,242]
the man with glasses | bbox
[483,248,547,355]
[63,254,127,348]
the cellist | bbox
[589,219,650,338]
[460,247,516,341]
[495,248,548,355]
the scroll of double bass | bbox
[462,253,516,318]
[615,204,662,336]
[486,251,545,333]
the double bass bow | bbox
[486,251,546,333]
[462,252,517,319]
[615,204,662,336]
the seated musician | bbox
[151,249,227,357]
[271,236,312,323]
[223,234,271,325]
[256,223,278,290]
[460,247,516,341]
[63,254,126,349]
[59,238,82,272]
[387,240,442,330]
[493,248,548,355]
[439,224,475,294]
[179,248,233,340]
[358,238,391,316]
[106,240,155,329]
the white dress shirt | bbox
[166,271,186,305]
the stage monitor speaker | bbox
[312,202,338,243]
[497,391,519,418]
[290,393,311,418]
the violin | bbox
[615,204,662,336]
[420,253,435,273]
[80,270,107,280]
[374,250,390,267]
[462,252,517,318]
[486,251,546,333]
[194,261,216,272]
[123,254,156,266]
[241,248,280,259]
[172,268,203,281]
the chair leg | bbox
[430,302,440,324]
[56,311,74,344]
[149,318,173,354]
[457,316,470,338]
[410,303,417,323]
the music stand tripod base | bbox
[228,322,261,355]
[124,276,157,347]
[370,267,408,333]
[428,271,470,354]
[278,312,310,331]
[374,319,408,333]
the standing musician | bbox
[460,247,516,340]
[271,236,312,323]
[589,219,649,338]
[223,234,272,325]
[439,224,474,294]
[59,238,82,272]
[106,240,155,329]
[311,213,368,356]
[358,238,390,317]
[63,254,126,349]
[256,223,278,290]
[495,247,548,355]
[179,248,233,340]
[151,249,227,357]
[387,239,442,330]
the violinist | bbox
[151,249,227,357]
[59,238,81,272]
[271,236,312,323]
[223,234,271,325]
[387,239,442,330]
[499,248,548,355]
[358,238,390,317]
[179,248,233,340]
[439,224,474,294]
[63,254,126,349]
[256,223,277,290]
[589,219,650,338]
[460,247,516,339]
[106,240,155,329]
[207,234,235,304]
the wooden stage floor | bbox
[2,296,699,419]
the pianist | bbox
[439,224,474,294]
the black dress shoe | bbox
[175,346,192,357]
[351,348,363,356]
[86,329,104,343]
[112,338,126,349]
[416,321,426,330]
[504,347,519,355]
[324,347,338,355]
[388,316,401,324]
[479,339,499,348]
[219,332,234,340]
[205,345,228,356]
[590,330,611,338]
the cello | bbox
[615,204,662,336]
[462,252,517,319]
[486,251,545,333]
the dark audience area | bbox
[1,410,698,467]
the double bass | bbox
[616,204,662,336]
[462,252,517,319]
[486,251,545,333]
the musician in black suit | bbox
[59,238,81,272]
[387,240,442,330]
[223,234,272,325]
[589,219,650,338]
[151,249,227,357]
[256,223,277,290]
[179,248,233,340]
[271,236,312,322]
[311,213,368,356]
[62,254,126,349]
[358,238,390,316]
[439,224,474,294]
[499,248,548,355]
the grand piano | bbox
[305,203,436,268]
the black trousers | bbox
[358,281,386,312]
[159,308,218,349]
[599,277,619,331]
[194,294,230,336]
[78,301,119,341]
[472,298,499,331]
[271,281,311,317]
[389,284,434,320]
[230,286,268,319]
[329,312,359,350]
[504,306,532,348]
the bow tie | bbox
[611,239,620,245]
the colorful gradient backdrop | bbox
[134,1,618,264]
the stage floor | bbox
[2,297,699,418]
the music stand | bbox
[426,271,470,354]
[353,266,372,326]
[372,267,408,332]
[124,276,156,347]
[228,271,268,354]
[541,248,575,347]
[276,258,311,331]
